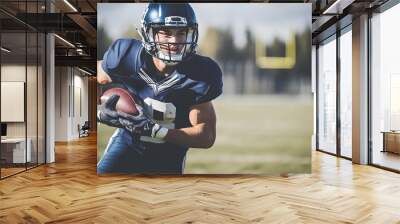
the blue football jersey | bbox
[100,38,223,173]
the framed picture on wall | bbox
[97,3,312,175]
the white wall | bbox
[71,71,89,139]
[54,67,89,141]
[1,65,26,139]
[55,67,68,141]
[1,63,46,164]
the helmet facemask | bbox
[139,17,198,66]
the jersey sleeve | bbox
[189,58,223,105]
[101,39,141,79]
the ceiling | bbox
[0,0,99,73]
[309,0,389,43]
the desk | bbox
[382,131,400,154]
[1,138,31,163]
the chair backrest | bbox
[82,121,90,129]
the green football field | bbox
[97,95,313,174]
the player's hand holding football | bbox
[97,94,125,128]
[118,109,168,141]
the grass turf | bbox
[97,95,313,174]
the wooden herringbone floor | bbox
[1,134,400,224]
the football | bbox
[100,87,140,115]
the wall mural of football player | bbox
[97,3,223,174]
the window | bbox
[339,28,352,158]
[370,3,400,171]
[0,1,46,179]
[317,36,337,154]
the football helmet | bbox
[138,3,199,65]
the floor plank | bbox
[1,134,400,223]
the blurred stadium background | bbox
[97,3,312,174]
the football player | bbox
[97,3,223,174]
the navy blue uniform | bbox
[97,39,223,174]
